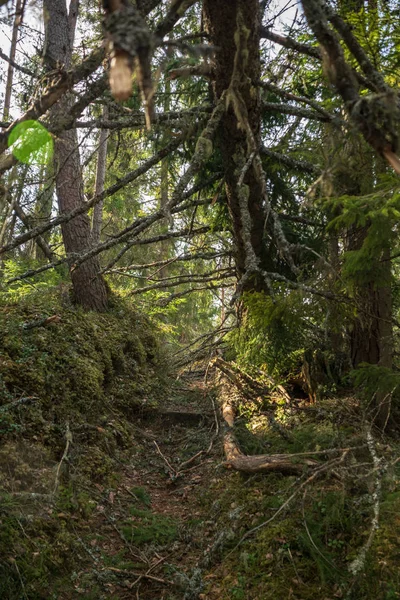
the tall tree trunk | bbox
[346,226,393,371]
[3,0,22,122]
[336,148,393,426]
[203,0,266,291]
[43,0,108,311]
[158,75,171,282]
[91,106,109,245]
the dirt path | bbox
[71,377,221,600]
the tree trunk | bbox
[203,0,266,290]
[27,163,54,260]
[334,147,393,426]
[92,106,109,245]
[346,226,393,368]
[3,0,22,122]
[43,0,108,311]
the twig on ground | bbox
[226,450,350,557]
[103,566,173,586]
[154,441,178,478]
[52,422,72,497]
[347,429,383,579]
[0,396,39,412]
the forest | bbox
[1,0,400,598]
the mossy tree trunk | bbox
[203,0,267,291]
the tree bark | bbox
[203,0,267,290]
[3,0,22,122]
[92,106,109,245]
[43,0,108,311]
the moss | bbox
[195,136,213,160]
[121,507,178,547]
[0,288,162,418]
[0,288,167,599]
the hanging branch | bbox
[74,105,212,130]
[49,74,109,136]
[100,223,215,274]
[301,0,400,174]
[262,101,335,123]
[99,173,221,272]
[325,5,389,93]
[158,282,233,307]
[153,0,198,43]
[260,25,372,90]
[4,220,215,286]
[163,94,226,221]
[107,250,229,273]
[260,27,322,59]
[0,46,35,77]
[260,146,321,174]
[259,80,341,122]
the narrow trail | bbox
[73,375,221,600]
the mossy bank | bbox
[0,288,165,599]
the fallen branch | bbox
[348,429,383,577]
[217,369,316,474]
[52,422,72,497]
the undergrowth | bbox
[200,390,400,600]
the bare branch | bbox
[259,80,340,122]
[154,0,198,42]
[260,27,321,59]
[261,145,321,174]
[108,251,229,273]
[0,47,35,77]
[262,100,334,122]
[130,269,234,295]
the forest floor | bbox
[66,374,222,600]
[2,294,400,599]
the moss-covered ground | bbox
[1,289,400,599]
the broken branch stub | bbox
[103,0,154,128]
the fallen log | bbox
[217,369,318,475]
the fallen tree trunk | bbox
[216,365,317,475]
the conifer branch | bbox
[0,134,186,255]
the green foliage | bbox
[324,184,400,288]
[1,258,64,301]
[0,288,161,417]
[350,364,400,407]
[129,486,151,507]
[229,291,309,378]
[0,288,169,599]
